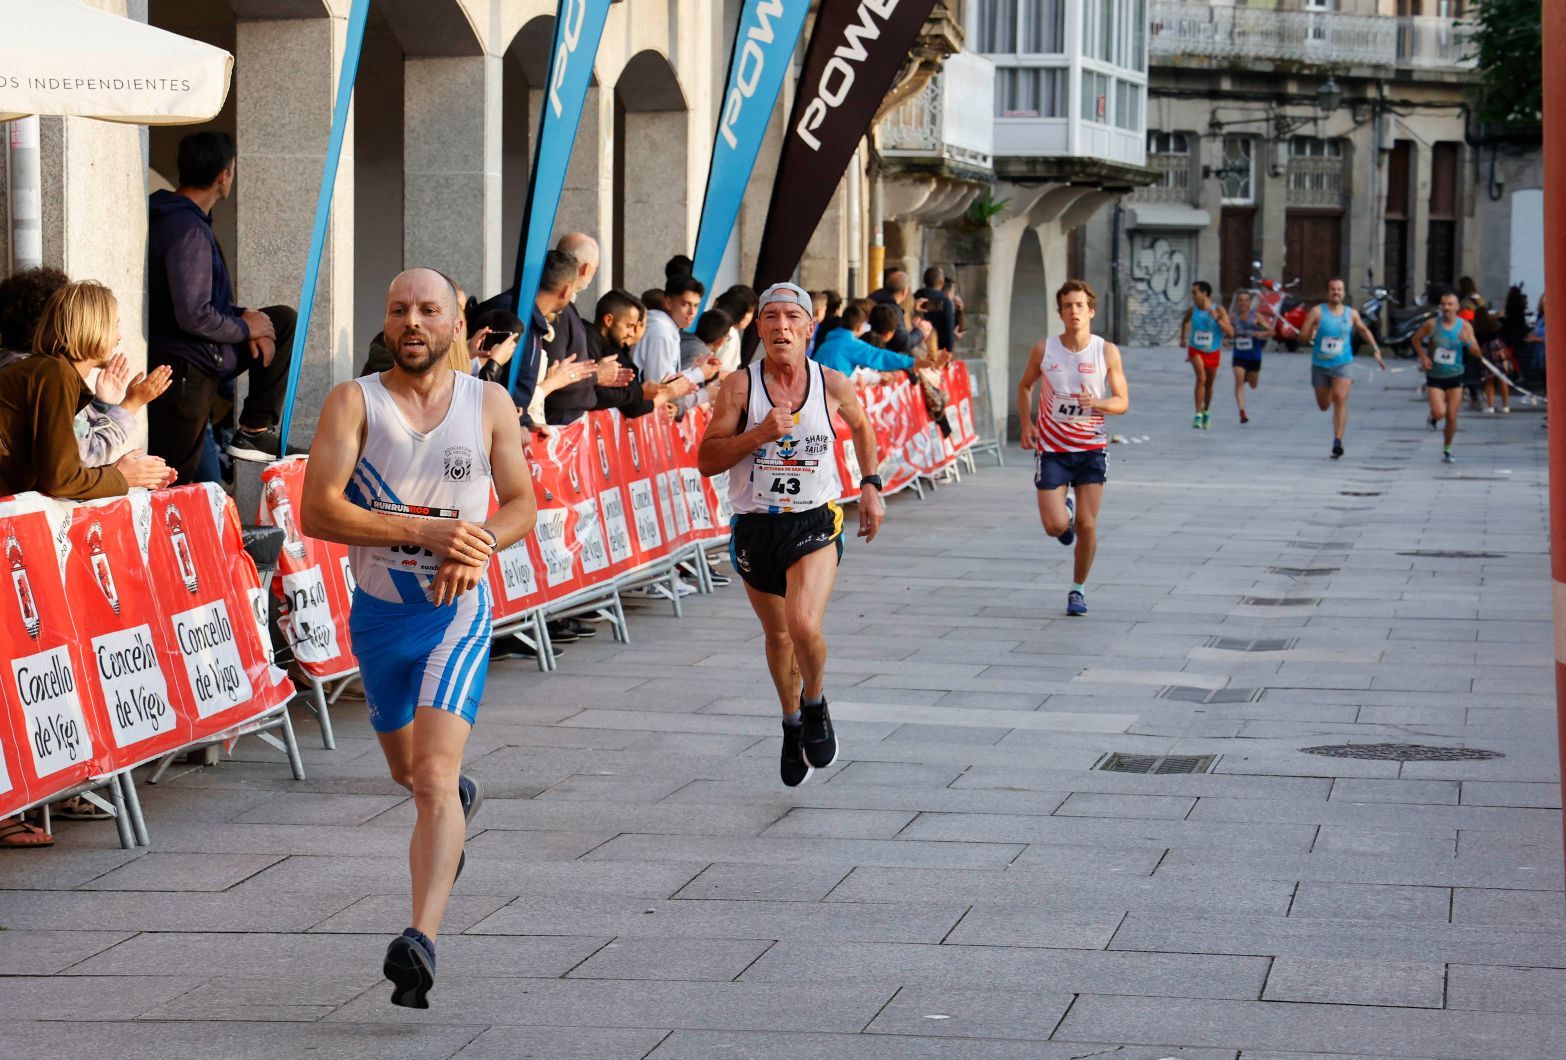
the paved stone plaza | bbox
[5,351,1563,1058]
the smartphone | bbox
[480,330,514,351]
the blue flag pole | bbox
[276,0,371,452]
[506,0,615,394]
[689,0,810,314]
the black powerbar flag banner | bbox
[750,0,937,293]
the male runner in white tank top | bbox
[301,268,536,1008]
[1017,280,1130,616]
[698,282,884,787]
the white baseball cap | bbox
[757,282,813,313]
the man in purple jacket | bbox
[147,131,296,482]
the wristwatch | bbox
[859,475,884,491]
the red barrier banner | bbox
[145,486,290,737]
[672,407,722,542]
[586,410,639,576]
[259,459,359,680]
[486,484,549,623]
[64,497,195,773]
[619,410,671,563]
[647,410,692,549]
[0,497,101,817]
[945,362,978,449]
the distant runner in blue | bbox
[1229,288,1270,425]
[1298,277,1383,460]
[1413,289,1481,464]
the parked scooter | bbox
[1249,262,1308,350]
[1359,274,1435,359]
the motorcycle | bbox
[1359,273,1435,359]
[1248,262,1308,350]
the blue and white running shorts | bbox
[348,582,492,733]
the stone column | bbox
[34,0,149,436]
[1408,138,1433,298]
[556,86,613,307]
[235,13,356,441]
[982,213,1028,438]
[403,53,503,300]
[620,108,691,296]
[1345,134,1377,294]
[1257,137,1288,277]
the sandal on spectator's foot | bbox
[0,818,54,848]
[53,795,112,821]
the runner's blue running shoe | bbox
[1058,496,1075,547]
[1066,590,1087,616]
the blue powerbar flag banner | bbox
[690,0,811,309]
[507,0,615,391]
[277,0,370,449]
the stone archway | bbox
[612,50,689,293]
[1006,228,1049,440]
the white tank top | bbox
[727,359,841,515]
[347,371,493,604]
[1035,334,1108,452]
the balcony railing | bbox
[1131,152,1191,203]
[1149,1,1474,72]
[880,50,995,172]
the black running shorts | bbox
[729,503,845,597]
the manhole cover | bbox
[1100,753,1218,775]
[1161,685,1211,702]
[1268,566,1340,577]
[1339,491,1381,497]
[1398,550,1504,559]
[1241,596,1320,607]
[1209,637,1296,652]
[1300,743,1504,762]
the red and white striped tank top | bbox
[1035,334,1108,452]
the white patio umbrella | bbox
[0,0,233,125]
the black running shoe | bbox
[563,617,598,638]
[1331,440,1344,459]
[800,698,838,769]
[458,774,483,825]
[545,620,581,644]
[384,933,435,1008]
[780,721,812,787]
[226,425,306,462]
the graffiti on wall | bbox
[1127,232,1194,346]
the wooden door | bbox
[1285,211,1344,303]
[1220,207,1256,300]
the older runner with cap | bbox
[698,282,885,786]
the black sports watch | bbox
[859,474,884,491]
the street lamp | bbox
[1317,76,1343,117]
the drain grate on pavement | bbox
[1289,541,1351,550]
[1241,596,1320,607]
[1099,752,1219,775]
[1209,637,1296,652]
[1339,490,1382,497]
[1161,685,1263,704]
[1268,566,1340,577]
[1300,743,1505,762]
[1397,549,1505,559]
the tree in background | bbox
[1468,0,1542,131]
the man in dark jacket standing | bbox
[147,131,296,482]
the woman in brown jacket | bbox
[0,281,172,500]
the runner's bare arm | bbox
[823,367,884,543]
[1462,321,1483,358]
[1090,342,1130,416]
[697,371,787,476]
[482,381,537,549]
[299,382,492,567]
[1216,306,1235,338]
[1179,307,1192,346]
[1412,318,1434,369]
[1351,310,1382,363]
[1299,305,1322,346]
[1016,341,1045,450]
